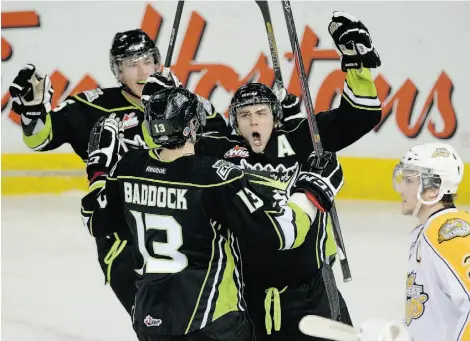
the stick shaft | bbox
[281,0,351,281]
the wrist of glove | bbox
[141,69,182,105]
[9,64,54,124]
[86,114,124,181]
[292,151,344,212]
[275,88,301,121]
[328,11,381,72]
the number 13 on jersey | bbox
[131,211,188,274]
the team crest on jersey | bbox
[122,112,139,130]
[224,145,250,158]
[83,88,103,102]
[438,218,470,243]
[405,272,429,326]
[144,315,162,327]
[239,159,299,183]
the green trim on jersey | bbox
[287,201,311,248]
[116,174,244,188]
[23,113,53,149]
[73,95,136,112]
[212,232,241,320]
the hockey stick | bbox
[281,0,352,283]
[162,0,185,77]
[299,315,357,341]
[255,0,284,90]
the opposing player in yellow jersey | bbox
[393,142,468,341]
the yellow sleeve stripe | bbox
[73,95,136,112]
[343,81,381,109]
[424,210,470,294]
[23,113,53,150]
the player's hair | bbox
[441,194,456,208]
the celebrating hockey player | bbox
[392,142,468,341]
[8,28,229,315]
[81,87,345,341]
[187,11,383,341]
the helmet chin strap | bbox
[412,177,445,217]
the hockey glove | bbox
[86,114,124,182]
[292,151,344,212]
[328,11,381,72]
[9,64,54,133]
[141,70,182,105]
[275,88,302,122]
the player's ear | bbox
[423,187,440,201]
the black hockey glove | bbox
[141,70,182,105]
[275,88,302,122]
[86,114,124,182]
[9,64,54,133]
[292,151,344,212]
[328,11,381,72]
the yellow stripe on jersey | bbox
[212,233,241,321]
[424,208,470,340]
[23,113,53,149]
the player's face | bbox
[236,103,274,154]
[119,54,159,98]
[395,169,421,215]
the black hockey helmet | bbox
[229,82,283,128]
[109,29,161,78]
[143,88,207,147]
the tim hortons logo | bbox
[224,145,250,158]
[1,5,459,140]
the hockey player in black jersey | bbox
[81,87,345,341]
[8,29,230,315]
[191,12,383,341]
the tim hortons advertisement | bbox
[1,1,469,162]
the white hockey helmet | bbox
[393,142,464,206]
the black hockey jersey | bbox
[195,67,382,287]
[21,87,230,161]
[82,148,314,335]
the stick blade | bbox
[299,315,357,341]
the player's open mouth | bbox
[252,132,262,146]
[137,80,147,85]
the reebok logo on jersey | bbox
[122,112,139,130]
[224,145,249,158]
[146,166,166,174]
[144,315,162,327]
[405,272,429,326]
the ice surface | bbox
[3,193,466,340]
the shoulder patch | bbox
[438,218,470,243]
[82,88,104,102]
[212,159,240,181]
